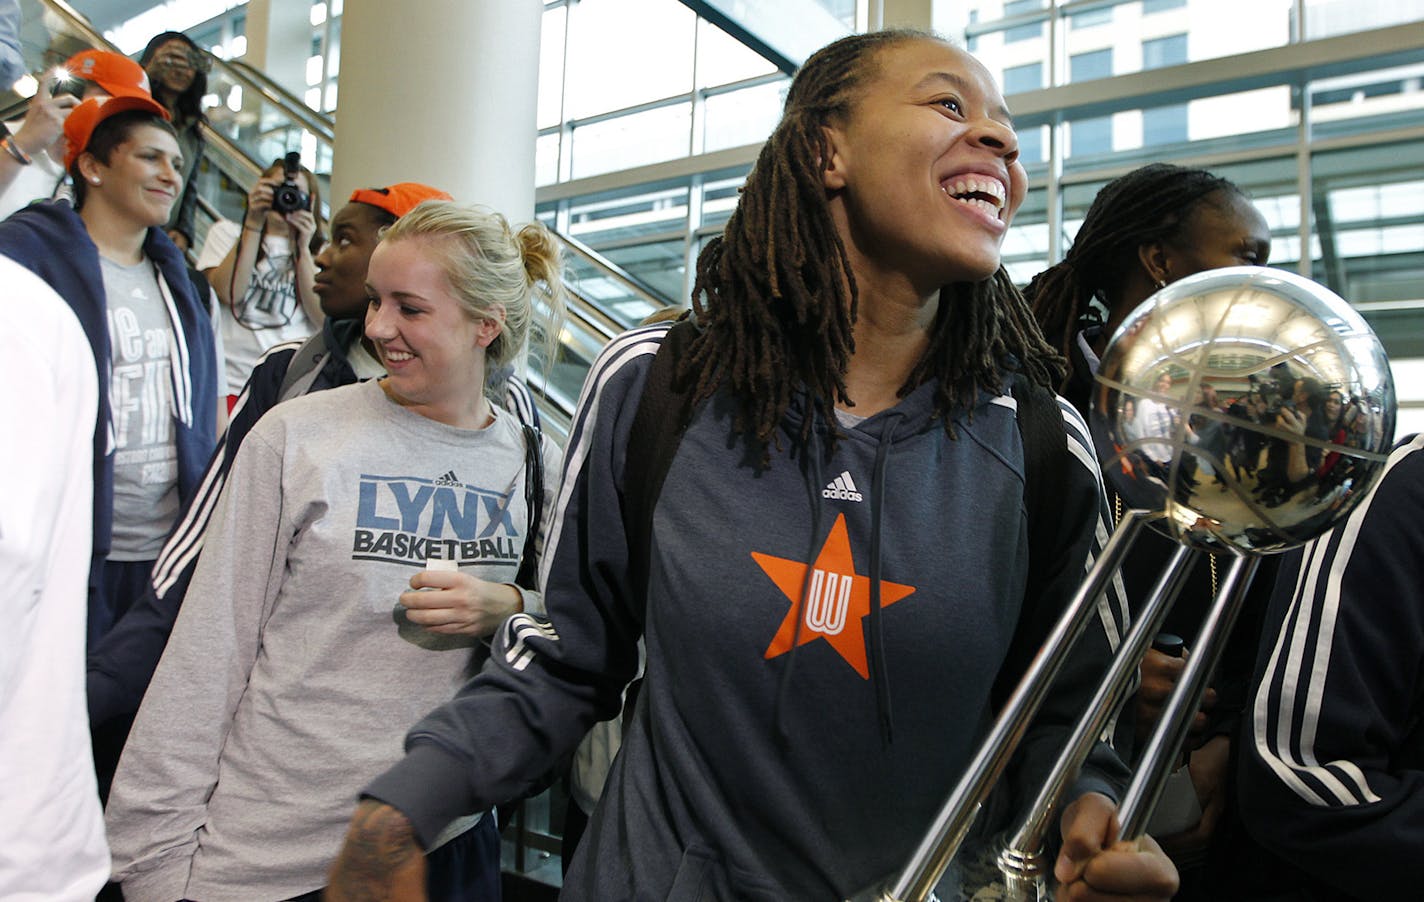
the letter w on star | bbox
[753,513,916,679]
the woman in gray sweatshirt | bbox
[104,202,566,901]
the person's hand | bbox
[1134,648,1215,743]
[167,229,190,253]
[327,800,427,902]
[399,570,521,637]
[1276,405,1306,436]
[1055,793,1179,901]
[13,85,78,159]
[1157,734,1230,859]
[286,208,317,250]
[243,178,277,228]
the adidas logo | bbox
[822,470,863,502]
[433,470,463,487]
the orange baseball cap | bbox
[349,182,453,219]
[63,94,171,171]
[63,49,152,97]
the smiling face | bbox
[79,124,183,229]
[819,38,1025,296]
[364,237,503,425]
[315,201,389,319]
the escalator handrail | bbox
[551,227,676,310]
[220,58,336,144]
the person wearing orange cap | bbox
[0,93,219,780]
[0,49,154,218]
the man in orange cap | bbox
[0,49,155,217]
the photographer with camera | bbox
[198,152,325,408]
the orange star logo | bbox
[753,513,916,679]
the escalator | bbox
[4,0,677,439]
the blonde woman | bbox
[105,202,565,901]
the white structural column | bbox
[242,0,312,100]
[868,0,935,30]
[332,0,542,221]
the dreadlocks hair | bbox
[679,29,1062,467]
[1025,162,1241,389]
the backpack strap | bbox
[276,331,331,402]
[515,423,543,591]
[992,375,1071,709]
[623,318,700,625]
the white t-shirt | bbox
[0,257,110,901]
[197,219,315,395]
[0,119,67,220]
[101,255,181,560]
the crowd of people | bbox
[0,19,1417,902]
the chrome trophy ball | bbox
[1091,266,1395,553]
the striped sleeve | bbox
[85,342,302,725]
[1239,433,1424,895]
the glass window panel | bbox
[1070,115,1113,156]
[700,171,751,230]
[569,103,693,179]
[1071,8,1113,28]
[1311,141,1424,340]
[1142,103,1188,145]
[1004,0,1046,43]
[704,79,787,153]
[536,133,560,187]
[1143,34,1187,70]
[601,240,688,310]
[695,17,778,88]
[1004,185,1049,286]
[1003,62,1042,94]
[567,186,690,246]
[1016,123,1046,165]
[1070,49,1113,83]
[565,0,695,119]
[1303,0,1424,39]
[538,5,567,130]
[1310,64,1424,139]
[1143,0,1187,12]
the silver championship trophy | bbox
[857,266,1396,902]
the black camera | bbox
[270,151,310,214]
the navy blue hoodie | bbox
[0,201,217,625]
[367,322,1132,898]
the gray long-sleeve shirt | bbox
[106,379,557,901]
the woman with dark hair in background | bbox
[139,31,207,251]
[1026,161,1278,899]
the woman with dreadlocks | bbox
[329,31,1177,901]
[1025,162,1274,900]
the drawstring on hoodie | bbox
[774,413,825,745]
[773,404,903,748]
[866,412,901,745]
